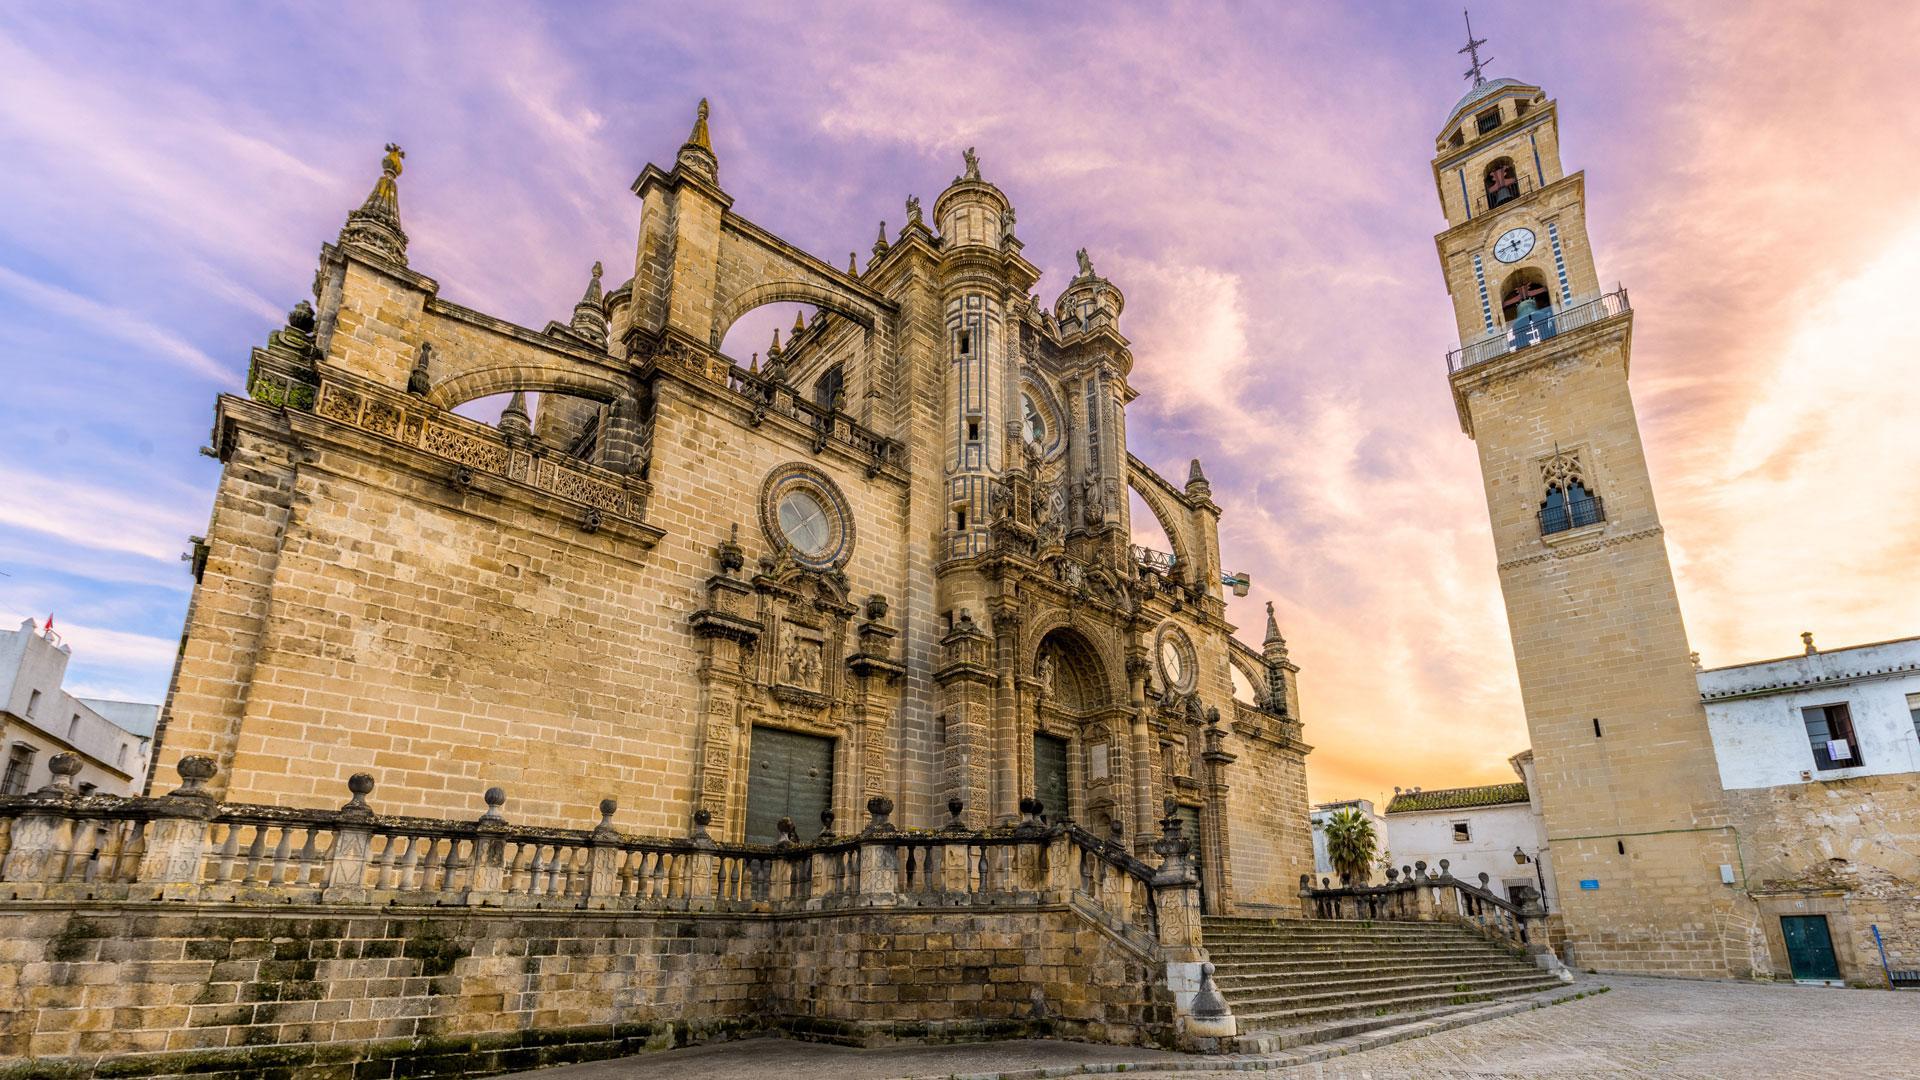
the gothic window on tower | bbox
[1500,270,1556,347]
[1538,448,1605,535]
[1483,157,1522,209]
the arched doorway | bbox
[1032,627,1113,827]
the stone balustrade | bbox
[1298,858,1549,953]
[0,755,1238,1066]
[0,756,1172,939]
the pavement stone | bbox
[503,976,1920,1079]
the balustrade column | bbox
[686,807,719,910]
[464,787,510,904]
[322,773,377,903]
[855,796,899,906]
[134,756,220,901]
[585,798,622,908]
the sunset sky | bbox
[2,2,1915,806]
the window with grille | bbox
[1,745,33,795]
[1803,703,1864,770]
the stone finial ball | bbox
[177,756,218,782]
[1201,961,1216,977]
[484,786,506,807]
[867,794,894,817]
[693,806,713,827]
[948,796,965,817]
[819,808,835,825]
[599,798,618,817]
[48,752,82,777]
[348,773,375,796]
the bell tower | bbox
[1432,31,1754,976]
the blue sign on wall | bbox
[1579,879,1600,890]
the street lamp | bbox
[1513,846,1549,913]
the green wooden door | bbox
[1176,804,1207,912]
[1033,733,1069,822]
[1781,915,1841,981]
[745,727,834,845]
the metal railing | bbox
[1131,544,1177,574]
[1447,286,1631,374]
[1539,495,1605,535]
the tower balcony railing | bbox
[1539,494,1605,535]
[1446,285,1631,375]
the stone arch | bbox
[1024,611,1125,710]
[1227,641,1268,707]
[1126,463,1196,573]
[1034,625,1113,712]
[427,363,630,411]
[710,279,878,351]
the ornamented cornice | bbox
[1497,524,1664,570]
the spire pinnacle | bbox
[872,220,890,259]
[1264,601,1284,646]
[569,261,609,347]
[676,98,719,182]
[768,327,782,357]
[1458,9,1492,87]
[686,98,712,151]
[498,389,532,444]
[792,309,806,337]
[338,142,409,265]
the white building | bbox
[0,618,156,796]
[1699,634,1920,790]
[1382,751,1556,911]
[1309,798,1388,881]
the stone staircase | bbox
[1202,916,1565,1051]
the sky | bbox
[1,2,1916,805]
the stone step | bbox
[1205,945,1519,964]
[1204,923,1492,938]
[1230,974,1564,1029]
[1228,1000,1510,1054]
[1215,961,1539,990]
[1219,968,1548,1005]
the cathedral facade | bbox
[152,104,1313,912]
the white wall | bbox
[0,619,153,795]
[1700,637,1920,791]
[1385,801,1555,908]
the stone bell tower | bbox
[1432,37,1754,976]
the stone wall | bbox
[1727,772,1920,985]
[0,899,1172,1079]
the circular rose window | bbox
[1156,624,1197,694]
[777,489,831,557]
[760,463,854,570]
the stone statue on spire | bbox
[962,146,980,181]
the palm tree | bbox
[1323,808,1378,886]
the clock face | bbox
[1493,227,1537,264]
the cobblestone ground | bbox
[509,976,1920,1079]
[1149,976,1920,1080]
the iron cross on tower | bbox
[1459,9,1492,87]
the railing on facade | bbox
[723,365,905,473]
[0,756,1178,957]
[1539,495,1605,536]
[1131,544,1178,575]
[1446,287,1631,375]
[1298,857,1545,952]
